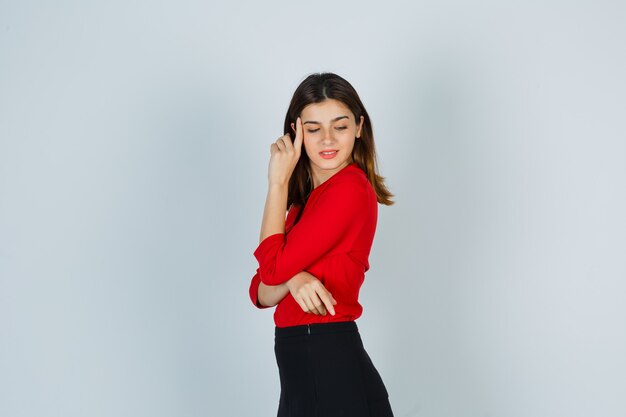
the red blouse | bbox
[248,162,378,328]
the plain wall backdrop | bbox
[1,1,625,416]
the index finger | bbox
[316,288,336,316]
[293,117,303,152]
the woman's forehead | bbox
[301,99,352,122]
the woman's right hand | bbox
[286,271,337,316]
[268,117,303,186]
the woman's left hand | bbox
[268,117,303,186]
[285,270,337,316]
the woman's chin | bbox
[312,157,341,167]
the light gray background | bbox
[1,1,624,416]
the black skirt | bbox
[274,320,394,417]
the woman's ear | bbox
[291,122,296,133]
[356,115,364,138]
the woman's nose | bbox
[321,128,335,143]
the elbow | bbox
[250,283,273,309]
[255,294,273,308]
[259,268,288,286]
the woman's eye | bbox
[336,126,348,130]
[307,129,320,133]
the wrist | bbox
[268,181,289,189]
[285,275,299,291]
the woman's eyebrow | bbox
[303,115,349,125]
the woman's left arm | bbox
[257,281,289,307]
[249,267,286,308]
[249,269,336,316]
[255,179,369,286]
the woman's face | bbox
[292,99,364,187]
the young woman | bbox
[249,72,395,417]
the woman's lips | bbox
[319,150,338,159]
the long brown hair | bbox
[283,72,395,211]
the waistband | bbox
[275,320,358,339]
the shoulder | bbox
[329,164,370,189]
[332,167,374,197]
[322,176,366,197]
[318,173,375,208]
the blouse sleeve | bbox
[254,178,367,286]
[248,267,272,309]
